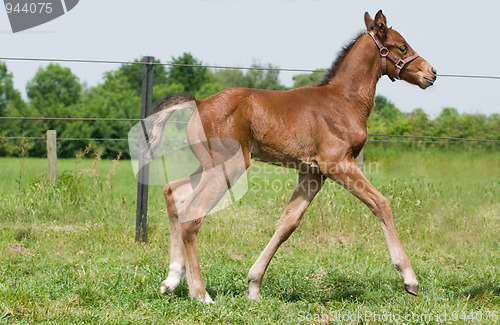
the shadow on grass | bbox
[271,275,370,304]
[278,287,367,304]
[166,280,500,305]
[167,280,366,304]
[457,281,500,299]
[163,275,418,305]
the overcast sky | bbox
[1,0,500,117]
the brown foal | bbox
[156,10,437,302]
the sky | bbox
[1,0,500,117]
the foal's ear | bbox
[364,12,374,31]
[373,10,388,39]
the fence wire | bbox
[2,134,499,144]
[0,116,188,124]
[1,57,499,146]
[1,56,500,80]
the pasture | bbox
[0,143,498,324]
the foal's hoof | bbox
[404,282,418,296]
[197,292,214,304]
[247,281,261,300]
[247,290,260,300]
[159,281,175,295]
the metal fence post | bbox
[136,56,155,243]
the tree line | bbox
[0,53,499,158]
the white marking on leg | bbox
[160,262,185,294]
[200,292,214,304]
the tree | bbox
[195,82,226,100]
[211,63,287,91]
[213,69,250,88]
[245,62,285,90]
[379,103,401,122]
[485,113,500,140]
[64,70,141,159]
[27,63,81,110]
[368,95,403,134]
[373,95,390,113]
[0,61,25,117]
[292,71,324,88]
[0,61,30,156]
[25,64,82,156]
[167,53,208,93]
[435,107,460,137]
[459,113,487,139]
[407,108,434,135]
[152,83,185,105]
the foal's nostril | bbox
[431,67,437,75]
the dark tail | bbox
[154,93,196,113]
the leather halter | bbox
[368,31,419,82]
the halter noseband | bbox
[368,31,419,82]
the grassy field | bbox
[0,143,499,324]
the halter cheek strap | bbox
[368,31,419,82]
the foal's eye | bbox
[399,45,408,53]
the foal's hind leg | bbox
[247,172,325,299]
[160,170,202,294]
[320,158,418,295]
[177,158,249,302]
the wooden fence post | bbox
[136,56,155,243]
[46,130,57,182]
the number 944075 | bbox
[5,2,53,14]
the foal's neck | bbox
[325,34,381,124]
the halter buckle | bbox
[395,59,406,70]
[379,47,389,57]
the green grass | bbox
[0,144,499,324]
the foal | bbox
[155,10,437,302]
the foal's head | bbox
[365,10,437,89]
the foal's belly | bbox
[250,137,321,173]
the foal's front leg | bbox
[247,172,325,299]
[321,158,418,295]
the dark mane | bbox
[318,31,365,86]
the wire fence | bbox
[2,116,500,143]
[2,56,500,80]
[367,134,500,143]
[3,118,499,143]
[1,57,499,147]
[2,133,500,144]
[0,116,188,124]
